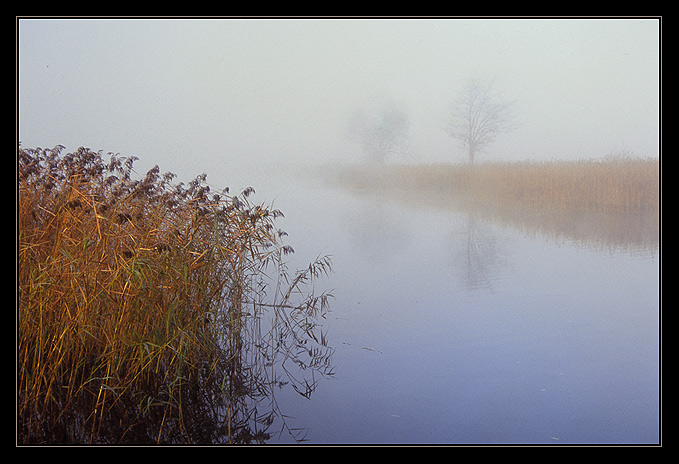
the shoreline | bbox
[330,158,660,215]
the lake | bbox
[233,162,660,445]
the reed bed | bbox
[336,156,659,214]
[17,145,333,444]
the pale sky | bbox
[18,17,660,182]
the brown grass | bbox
[335,157,659,214]
[17,145,333,444]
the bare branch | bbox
[447,78,516,164]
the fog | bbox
[17,19,660,444]
[18,18,659,185]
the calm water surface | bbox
[244,164,659,445]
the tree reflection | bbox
[453,210,505,291]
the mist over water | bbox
[269,168,659,444]
[18,18,660,444]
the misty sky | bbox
[18,17,660,183]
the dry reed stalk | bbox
[18,146,333,444]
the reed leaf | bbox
[18,145,333,444]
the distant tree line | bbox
[347,78,516,165]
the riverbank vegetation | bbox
[17,145,333,444]
[335,156,659,215]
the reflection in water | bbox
[183,255,335,444]
[225,164,663,445]
[447,203,658,291]
[341,178,657,293]
[453,211,506,291]
[278,166,660,444]
[343,201,412,263]
[21,258,335,445]
[331,163,658,265]
[478,204,659,256]
[329,161,658,254]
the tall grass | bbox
[336,157,659,214]
[17,145,333,444]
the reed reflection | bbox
[17,147,334,445]
[329,161,658,295]
[330,161,659,256]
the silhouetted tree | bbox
[347,98,410,163]
[447,78,515,164]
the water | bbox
[240,163,660,445]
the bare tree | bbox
[347,98,410,163]
[447,78,515,164]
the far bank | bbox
[332,158,660,215]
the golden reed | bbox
[337,157,659,214]
[18,145,332,443]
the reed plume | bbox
[18,145,333,444]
